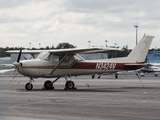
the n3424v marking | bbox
[96,63,117,70]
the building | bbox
[147,51,160,63]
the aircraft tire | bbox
[115,74,118,79]
[155,74,158,76]
[44,80,53,89]
[65,81,75,89]
[92,75,95,79]
[25,83,33,91]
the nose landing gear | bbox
[25,77,34,91]
[25,82,33,91]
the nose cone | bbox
[13,62,22,67]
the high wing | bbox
[6,47,120,54]
[48,47,121,53]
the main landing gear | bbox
[64,76,76,90]
[44,80,54,89]
[25,77,76,91]
[43,77,61,90]
[65,81,76,90]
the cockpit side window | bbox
[53,54,70,63]
[54,55,60,63]
[61,54,69,62]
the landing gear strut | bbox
[25,77,34,91]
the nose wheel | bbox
[25,77,34,91]
[25,82,33,91]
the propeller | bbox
[17,48,22,62]
[5,49,22,89]
[5,72,19,89]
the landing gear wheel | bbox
[92,75,95,79]
[65,81,75,90]
[44,80,54,89]
[155,74,158,77]
[115,74,118,79]
[25,83,33,91]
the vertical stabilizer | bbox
[126,35,154,63]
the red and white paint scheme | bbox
[7,35,154,91]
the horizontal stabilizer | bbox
[124,63,145,66]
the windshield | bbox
[74,54,84,61]
[36,51,51,60]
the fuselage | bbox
[16,58,142,78]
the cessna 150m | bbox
[7,35,154,91]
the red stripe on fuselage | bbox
[71,62,143,70]
[21,61,144,70]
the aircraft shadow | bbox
[121,86,160,89]
[17,87,124,93]
[17,86,160,92]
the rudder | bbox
[126,35,154,63]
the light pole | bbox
[105,40,108,47]
[88,40,91,48]
[87,40,91,60]
[134,25,138,45]
[114,43,117,58]
[29,42,32,49]
[39,43,41,49]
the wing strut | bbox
[49,53,68,75]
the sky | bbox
[0,0,160,49]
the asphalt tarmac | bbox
[0,72,160,120]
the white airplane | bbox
[0,54,33,73]
[139,63,160,76]
[0,64,14,73]
[7,35,154,91]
